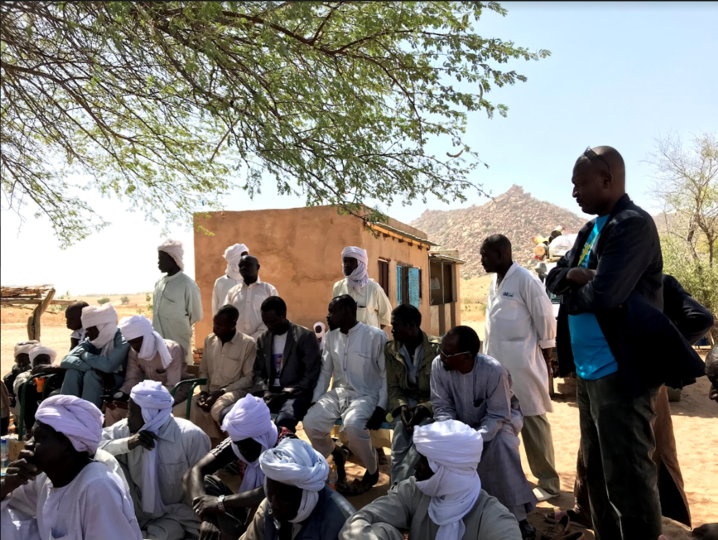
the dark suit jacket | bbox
[547,194,705,394]
[254,321,322,396]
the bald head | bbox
[572,145,626,216]
[480,234,513,275]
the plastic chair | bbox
[170,378,207,419]
[17,372,58,440]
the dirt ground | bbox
[2,285,717,537]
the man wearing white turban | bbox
[332,246,393,330]
[14,346,65,434]
[0,395,142,540]
[224,255,279,339]
[185,395,294,540]
[213,243,250,316]
[100,381,210,540]
[154,239,204,365]
[240,438,356,540]
[104,315,190,425]
[60,303,131,408]
[339,420,521,540]
[4,340,39,417]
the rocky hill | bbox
[412,185,586,277]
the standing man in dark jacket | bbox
[253,296,322,431]
[546,146,702,540]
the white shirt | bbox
[484,262,556,416]
[0,460,142,540]
[313,322,388,409]
[272,332,288,387]
[153,271,204,364]
[332,279,392,329]
[224,278,278,339]
[212,275,241,316]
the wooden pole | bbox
[26,288,55,341]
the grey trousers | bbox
[577,372,661,540]
[521,413,560,495]
[390,416,433,486]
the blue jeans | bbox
[61,370,124,408]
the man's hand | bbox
[366,407,387,430]
[566,268,596,286]
[542,348,555,375]
[409,405,431,428]
[204,390,225,410]
[198,520,222,540]
[263,391,286,410]
[31,365,62,376]
[94,370,117,392]
[2,451,40,496]
[127,431,159,451]
[192,495,221,520]
[399,405,414,431]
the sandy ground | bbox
[2,288,717,537]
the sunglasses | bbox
[583,146,611,174]
[439,349,471,361]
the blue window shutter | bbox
[396,265,403,305]
[408,267,420,307]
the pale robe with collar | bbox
[212,275,240,316]
[484,262,556,417]
[332,279,392,329]
[0,457,141,540]
[153,271,203,365]
[100,416,210,540]
[224,278,278,339]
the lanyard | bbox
[577,232,599,268]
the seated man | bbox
[430,326,537,539]
[0,395,142,540]
[303,295,388,496]
[3,340,39,416]
[254,296,322,431]
[385,304,441,485]
[224,255,279,339]
[105,315,190,425]
[65,301,89,349]
[100,380,210,540]
[61,303,131,408]
[14,346,63,434]
[184,395,294,540]
[340,420,522,540]
[193,305,256,442]
[241,438,356,540]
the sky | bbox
[2,2,717,295]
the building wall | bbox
[193,206,432,347]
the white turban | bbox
[29,346,57,365]
[158,239,184,270]
[221,395,278,493]
[413,420,484,540]
[314,322,326,351]
[81,303,118,354]
[35,395,104,454]
[341,246,369,291]
[118,315,172,369]
[224,243,249,281]
[130,380,174,514]
[260,438,329,523]
[14,340,40,357]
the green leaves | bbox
[1,1,548,246]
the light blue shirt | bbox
[568,215,618,380]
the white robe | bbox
[484,263,556,417]
[223,278,278,339]
[332,279,392,329]
[153,271,203,365]
[212,275,240,316]
[0,457,141,540]
[99,416,210,540]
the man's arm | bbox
[222,338,257,394]
[429,359,457,421]
[564,216,658,313]
[183,441,234,503]
[375,332,389,410]
[374,285,393,328]
[252,336,270,394]
[60,343,93,372]
[211,281,221,318]
[312,344,334,403]
[339,481,415,539]
[77,338,131,374]
[187,281,204,326]
[479,366,513,442]
[523,273,557,350]
[198,337,211,393]
[386,345,408,416]
[545,250,573,296]
[292,330,322,394]
[118,354,142,394]
[165,345,187,391]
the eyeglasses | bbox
[583,146,611,174]
[439,349,471,361]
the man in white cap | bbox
[184,395,293,540]
[339,420,521,540]
[3,340,39,417]
[332,246,392,330]
[303,295,388,496]
[224,255,278,339]
[241,438,356,540]
[104,315,190,425]
[100,380,210,540]
[13,346,63,434]
[154,238,204,365]
[60,303,131,408]
[212,243,250,316]
[0,395,142,540]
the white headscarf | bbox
[118,315,173,369]
[34,395,104,454]
[221,395,279,493]
[260,438,329,523]
[158,239,185,270]
[29,346,57,365]
[413,420,484,540]
[130,380,174,514]
[81,303,118,355]
[224,243,249,281]
[314,322,326,351]
[341,246,369,291]
[14,340,40,358]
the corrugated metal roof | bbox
[367,221,438,247]
[429,253,466,264]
